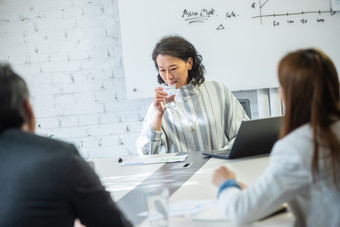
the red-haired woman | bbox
[212,49,340,227]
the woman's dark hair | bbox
[152,35,205,86]
[278,48,340,187]
[0,64,29,133]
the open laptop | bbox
[202,116,282,159]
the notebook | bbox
[202,116,282,159]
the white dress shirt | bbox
[218,120,340,227]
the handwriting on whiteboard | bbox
[182,8,239,30]
[181,2,335,30]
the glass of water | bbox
[161,83,176,109]
[145,187,169,227]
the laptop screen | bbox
[202,116,282,159]
[228,116,282,159]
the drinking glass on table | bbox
[145,187,169,227]
[161,83,176,109]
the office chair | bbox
[238,99,252,119]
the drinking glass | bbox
[145,187,169,227]
[161,83,176,108]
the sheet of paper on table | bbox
[137,199,218,218]
[120,155,188,166]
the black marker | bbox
[118,157,123,163]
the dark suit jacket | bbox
[0,129,132,227]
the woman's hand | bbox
[153,86,167,114]
[151,86,168,131]
[212,166,247,189]
[212,166,236,186]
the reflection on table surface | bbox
[89,152,295,227]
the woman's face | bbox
[156,54,193,89]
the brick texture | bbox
[0,0,258,158]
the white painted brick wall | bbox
[0,0,257,159]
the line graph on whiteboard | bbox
[251,0,336,26]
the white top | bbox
[136,81,249,155]
[218,120,340,227]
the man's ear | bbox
[22,98,35,132]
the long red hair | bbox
[278,49,340,187]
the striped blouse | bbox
[136,81,249,155]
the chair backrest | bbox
[238,99,251,119]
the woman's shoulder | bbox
[200,81,229,91]
[201,80,224,86]
[271,124,313,160]
[274,120,340,158]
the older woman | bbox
[136,35,248,155]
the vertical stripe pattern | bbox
[136,81,249,155]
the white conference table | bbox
[90,153,295,227]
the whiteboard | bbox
[118,0,340,99]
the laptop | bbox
[202,116,282,159]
